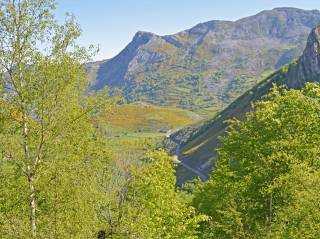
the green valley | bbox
[2,1,320,238]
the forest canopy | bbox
[193,83,320,238]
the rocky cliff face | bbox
[89,8,320,115]
[287,25,320,88]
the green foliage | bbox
[193,83,320,238]
[97,150,206,238]
[0,2,206,238]
[0,0,108,237]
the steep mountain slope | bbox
[174,25,320,183]
[90,8,320,115]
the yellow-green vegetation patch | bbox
[97,102,201,138]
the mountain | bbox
[173,25,320,183]
[89,8,320,116]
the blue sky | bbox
[55,0,320,60]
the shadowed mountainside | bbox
[173,25,320,183]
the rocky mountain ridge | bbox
[89,7,320,115]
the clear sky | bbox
[55,0,320,61]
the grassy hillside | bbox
[95,102,201,141]
[92,102,201,164]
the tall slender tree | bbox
[0,0,108,237]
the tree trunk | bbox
[23,112,37,238]
[28,173,37,238]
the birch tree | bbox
[0,0,108,237]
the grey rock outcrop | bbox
[287,25,320,88]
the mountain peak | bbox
[133,31,157,41]
[89,8,320,113]
[287,25,320,88]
